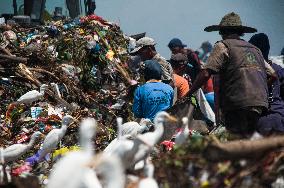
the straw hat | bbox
[204,12,257,33]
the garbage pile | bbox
[1,14,284,188]
[153,129,284,188]
[0,14,135,183]
[1,15,134,124]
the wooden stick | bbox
[0,54,27,63]
[0,47,13,56]
[17,64,40,86]
[28,68,61,82]
[0,68,60,82]
[16,63,75,111]
[204,135,284,162]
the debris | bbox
[204,135,284,162]
[0,13,133,182]
[0,13,284,188]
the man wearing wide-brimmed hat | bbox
[187,12,276,137]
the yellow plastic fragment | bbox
[106,50,115,61]
[52,146,81,158]
[201,180,210,188]
[79,28,85,35]
[224,179,231,186]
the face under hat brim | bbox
[204,25,257,33]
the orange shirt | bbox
[173,74,190,99]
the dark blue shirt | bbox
[133,82,174,121]
[257,63,284,133]
[268,63,284,115]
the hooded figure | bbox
[249,33,284,135]
[249,33,270,61]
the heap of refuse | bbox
[153,129,284,188]
[1,15,134,126]
[0,14,135,182]
[1,14,284,188]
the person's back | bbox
[132,59,174,121]
[133,82,173,120]
[187,12,272,136]
[219,38,268,111]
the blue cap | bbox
[144,60,162,80]
[168,38,187,49]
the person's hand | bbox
[129,79,138,86]
[126,80,139,101]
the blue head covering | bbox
[143,60,162,81]
[249,33,270,61]
[168,38,187,49]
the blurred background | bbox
[1,0,283,58]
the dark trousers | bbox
[224,108,261,136]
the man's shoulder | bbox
[140,82,173,91]
[174,73,187,82]
[150,81,173,88]
[214,41,227,48]
[272,62,283,72]
[173,73,183,80]
[202,41,229,73]
[209,41,228,55]
[221,39,252,48]
[185,48,195,54]
[153,53,168,64]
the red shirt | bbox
[203,77,214,93]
